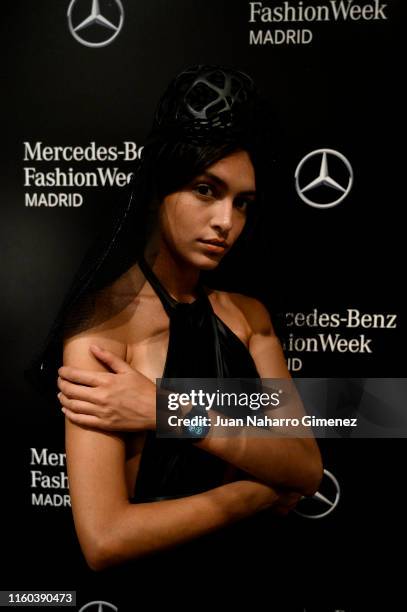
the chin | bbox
[189,252,224,271]
[171,243,227,271]
[199,258,222,271]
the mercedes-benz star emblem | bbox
[295,148,353,208]
[79,601,118,612]
[67,0,124,48]
[295,469,340,519]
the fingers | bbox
[57,392,101,417]
[58,392,120,431]
[271,490,302,516]
[57,377,100,402]
[57,366,104,386]
[89,345,132,374]
[58,346,131,383]
[61,407,105,430]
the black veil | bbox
[24,64,276,398]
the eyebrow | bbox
[198,171,256,196]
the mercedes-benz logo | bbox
[295,469,340,519]
[78,601,118,612]
[295,148,353,208]
[67,0,124,48]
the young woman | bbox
[28,65,323,575]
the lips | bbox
[199,239,228,248]
[198,239,228,255]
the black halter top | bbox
[132,257,260,503]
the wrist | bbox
[181,403,211,441]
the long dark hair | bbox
[24,64,273,396]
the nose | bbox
[210,198,234,235]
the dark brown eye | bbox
[194,183,215,198]
[234,198,253,212]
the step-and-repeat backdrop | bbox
[2,1,403,610]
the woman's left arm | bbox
[194,296,324,497]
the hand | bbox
[57,344,156,432]
[271,489,302,516]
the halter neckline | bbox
[138,255,207,317]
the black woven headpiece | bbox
[148,64,259,146]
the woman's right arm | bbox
[64,334,298,571]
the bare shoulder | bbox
[208,289,275,338]
[63,304,129,369]
[210,290,288,378]
[62,264,153,364]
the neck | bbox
[144,241,201,303]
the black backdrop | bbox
[1,1,405,610]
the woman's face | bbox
[158,149,256,270]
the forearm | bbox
[194,421,323,496]
[89,479,280,571]
[158,401,322,496]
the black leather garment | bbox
[132,257,260,503]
